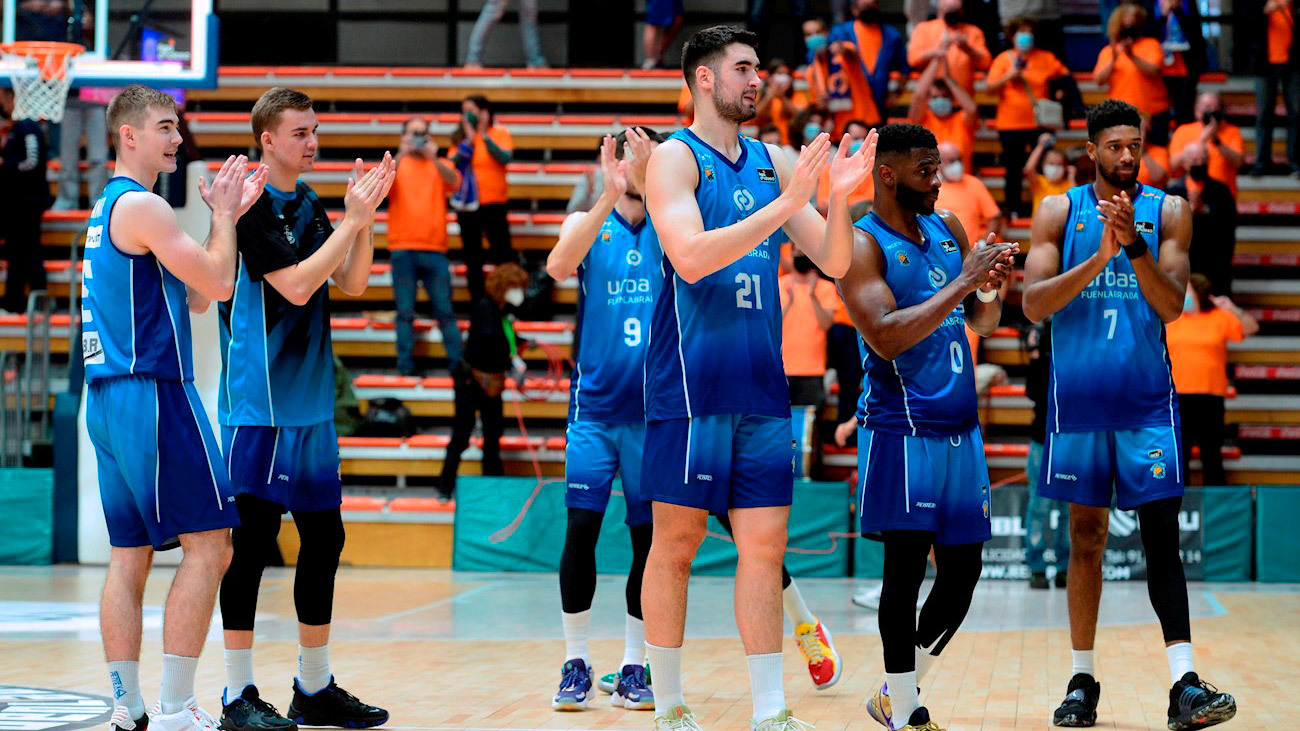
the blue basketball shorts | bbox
[1036,425,1184,511]
[221,420,342,513]
[87,375,238,551]
[564,420,651,527]
[644,413,794,515]
[857,426,993,545]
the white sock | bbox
[296,644,331,695]
[159,654,198,714]
[915,646,938,684]
[746,652,786,722]
[223,649,255,703]
[561,610,591,664]
[622,615,645,669]
[1071,649,1095,678]
[782,581,817,628]
[107,661,145,719]
[885,671,919,730]
[645,642,684,716]
[1166,642,1195,683]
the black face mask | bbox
[1200,110,1222,126]
[1188,163,1208,181]
[793,255,816,273]
[856,7,883,24]
[1117,25,1143,40]
[943,10,965,26]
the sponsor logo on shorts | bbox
[0,686,113,731]
[276,474,289,482]
[568,483,591,491]
[1053,473,1077,481]
[1148,448,1163,459]
[940,239,958,254]
[757,167,777,183]
[914,501,936,509]
[696,474,713,482]
[1152,462,1167,479]
[983,500,990,518]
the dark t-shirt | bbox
[463,297,511,373]
[1,119,50,209]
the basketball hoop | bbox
[1,41,84,123]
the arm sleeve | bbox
[236,203,301,282]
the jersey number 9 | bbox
[624,317,642,347]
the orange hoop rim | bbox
[0,41,84,81]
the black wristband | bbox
[1123,236,1148,259]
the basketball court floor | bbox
[1,566,1295,731]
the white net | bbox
[1,43,82,123]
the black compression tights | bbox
[558,507,652,618]
[1138,496,1191,643]
[879,531,983,673]
[714,512,793,589]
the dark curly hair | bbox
[1086,100,1142,141]
[875,123,938,159]
[681,25,759,90]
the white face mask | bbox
[504,288,525,306]
[1043,163,1066,182]
[942,161,963,182]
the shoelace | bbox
[795,629,828,664]
[187,704,220,731]
[249,697,284,717]
[767,714,816,731]
[622,668,649,691]
[559,665,588,692]
[658,710,701,731]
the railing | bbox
[0,351,20,466]
[20,290,54,457]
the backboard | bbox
[0,0,216,88]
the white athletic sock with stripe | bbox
[622,615,644,669]
[107,661,145,720]
[747,652,786,721]
[223,648,255,703]
[561,610,590,665]
[645,643,684,716]
[297,644,330,695]
[159,654,198,714]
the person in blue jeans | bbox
[1023,319,1070,589]
[390,116,464,375]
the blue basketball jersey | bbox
[1048,183,1179,432]
[644,130,788,420]
[854,211,977,437]
[570,210,663,424]
[219,182,336,427]
[81,177,195,383]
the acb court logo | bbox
[0,687,113,731]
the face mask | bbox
[793,255,815,273]
[1043,163,1066,182]
[505,288,525,306]
[770,72,791,88]
[849,139,864,155]
[465,112,479,128]
[942,161,964,181]
[410,134,428,149]
[856,7,883,24]
[1184,295,1196,312]
[804,34,828,54]
[1014,32,1034,52]
[943,10,965,26]
[1188,163,1208,181]
[1117,25,1142,41]
[1200,110,1222,126]
[928,96,954,117]
[803,123,823,142]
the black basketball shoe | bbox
[220,686,297,731]
[1053,673,1101,727]
[286,679,388,729]
[1167,672,1236,730]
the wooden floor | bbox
[0,566,1295,731]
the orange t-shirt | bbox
[937,176,1000,242]
[1139,145,1170,187]
[677,83,694,124]
[907,20,991,94]
[965,325,980,368]
[1169,121,1244,199]
[1166,308,1244,396]
[1093,38,1169,117]
[832,294,854,326]
[760,92,808,146]
[1268,5,1294,64]
[388,154,458,252]
[987,49,1069,131]
[815,161,876,213]
[1027,172,1074,216]
[470,125,513,205]
[921,108,976,170]
[779,275,841,376]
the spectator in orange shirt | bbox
[779,250,840,407]
[986,16,1069,217]
[1169,92,1246,200]
[821,1,909,130]
[1137,114,1170,189]
[1154,0,1208,127]
[803,15,883,136]
[754,58,806,146]
[758,124,798,165]
[391,117,463,376]
[1095,3,1170,145]
[676,81,694,125]
[815,119,875,214]
[907,0,992,96]
[1022,132,1073,216]
[936,142,1002,242]
[1252,0,1299,176]
[451,94,514,303]
[909,58,978,171]
[1166,274,1259,486]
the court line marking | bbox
[373,582,504,622]
[1202,590,1227,617]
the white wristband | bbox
[976,288,998,302]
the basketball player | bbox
[1022,100,1237,729]
[216,87,394,731]
[85,85,265,731]
[835,123,1016,731]
[640,25,875,731]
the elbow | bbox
[1021,296,1046,324]
[674,266,705,285]
[209,280,234,303]
[545,261,570,282]
[188,300,211,315]
[284,286,313,307]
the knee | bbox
[1069,520,1107,562]
[735,526,787,566]
[653,524,706,568]
[300,516,346,561]
[187,530,234,574]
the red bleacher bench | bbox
[1238,425,1300,440]
[340,496,386,512]
[1235,365,1300,379]
[388,497,454,513]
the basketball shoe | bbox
[1166,672,1235,730]
[286,678,387,728]
[1052,673,1101,727]
[219,686,296,731]
[866,682,892,728]
[611,664,653,710]
[895,706,944,730]
[793,620,841,689]
[109,706,148,731]
[150,700,219,731]
[654,704,702,731]
[750,710,814,731]
[551,659,592,711]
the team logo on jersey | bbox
[928,265,948,289]
[732,186,756,212]
[626,249,642,266]
[601,229,612,242]
[1152,462,1167,479]
[982,500,990,518]
[895,251,910,266]
[283,226,297,245]
[757,167,777,183]
[700,153,715,180]
[1135,220,1156,235]
[1148,448,1164,459]
[940,239,958,254]
[1075,209,1089,231]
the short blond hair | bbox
[251,87,313,152]
[106,85,178,149]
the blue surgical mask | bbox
[805,34,828,54]
[849,139,864,155]
[928,96,953,117]
[1014,32,1034,52]
[803,123,822,142]
[1184,295,1196,312]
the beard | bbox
[895,183,936,215]
[1098,159,1140,188]
[713,87,757,123]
